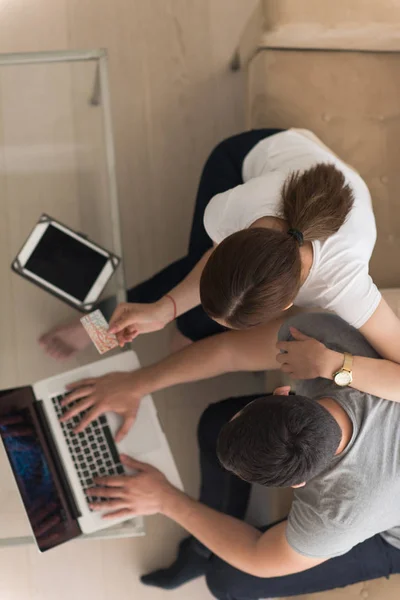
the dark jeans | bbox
[198,396,400,600]
[105,129,283,341]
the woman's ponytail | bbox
[200,162,355,329]
[281,163,354,242]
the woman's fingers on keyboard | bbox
[65,378,96,391]
[86,485,121,498]
[60,398,93,422]
[115,415,135,443]
[61,385,94,405]
[89,500,126,511]
[74,405,102,433]
[92,475,127,487]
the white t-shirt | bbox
[203,129,380,329]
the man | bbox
[65,312,400,598]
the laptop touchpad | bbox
[107,399,163,456]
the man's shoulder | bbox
[286,468,375,558]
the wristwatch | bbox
[333,352,353,387]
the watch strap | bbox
[342,352,353,373]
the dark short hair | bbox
[217,395,342,487]
[200,163,354,328]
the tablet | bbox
[12,215,120,312]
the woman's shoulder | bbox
[318,206,376,263]
[203,173,287,243]
[298,244,381,329]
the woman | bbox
[40,128,400,399]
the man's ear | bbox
[292,482,306,489]
[273,386,291,396]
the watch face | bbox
[334,371,352,387]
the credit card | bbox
[80,309,119,354]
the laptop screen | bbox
[0,404,79,551]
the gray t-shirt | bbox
[279,313,400,558]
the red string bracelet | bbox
[165,294,177,321]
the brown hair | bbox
[217,395,341,487]
[200,163,354,328]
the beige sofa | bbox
[237,0,400,288]
[238,1,400,597]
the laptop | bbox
[0,350,182,552]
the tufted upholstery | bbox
[241,2,400,596]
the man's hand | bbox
[60,371,149,441]
[276,327,342,380]
[86,455,179,518]
[87,455,326,579]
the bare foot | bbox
[38,319,91,360]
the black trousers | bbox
[102,129,283,341]
[198,396,400,600]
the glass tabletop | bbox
[0,50,143,545]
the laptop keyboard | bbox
[51,394,125,509]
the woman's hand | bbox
[276,327,341,380]
[108,297,176,347]
[60,370,150,441]
[86,455,179,518]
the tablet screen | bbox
[25,225,108,301]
